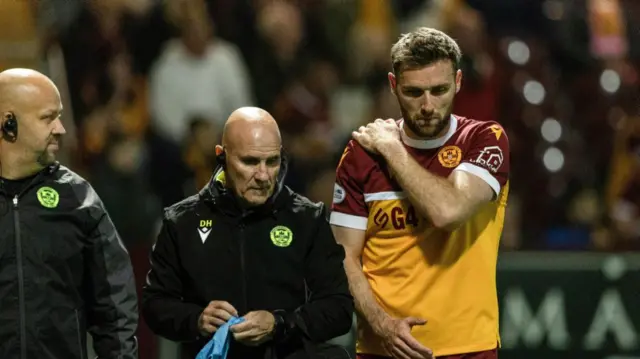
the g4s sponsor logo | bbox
[372,204,420,230]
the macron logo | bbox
[198,220,213,243]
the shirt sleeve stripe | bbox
[329,212,368,230]
[454,162,501,196]
[363,191,406,202]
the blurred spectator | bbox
[273,58,339,166]
[57,0,136,124]
[607,116,640,249]
[347,0,395,83]
[442,0,502,125]
[394,0,446,33]
[501,194,523,250]
[80,105,114,165]
[183,116,220,190]
[610,172,640,249]
[248,0,309,111]
[145,127,193,208]
[0,0,40,70]
[76,54,141,165]
[149,0,253,144]
[306,166,340,207]
[90,134,160,249]
[117,75,151,139]
[367,81,401,124]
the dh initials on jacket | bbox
[198,219,213,243]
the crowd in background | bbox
[1,0,639,357]
[21,0,640,252]
[3,0,636,249]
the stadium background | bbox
[1,0,639,358]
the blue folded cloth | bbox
[196,316,245,359]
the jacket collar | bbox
[0,162,60,196]
[200,160,292,218]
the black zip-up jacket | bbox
[0,164,139,359]
[142,167,354,359]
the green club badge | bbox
[270,225,293,247]
[37,186,59,208]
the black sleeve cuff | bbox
[271,309,300,343]
[191,308,205,341]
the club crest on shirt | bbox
[270,225,293,247]
[438,145,462,168]
[198,219,213,243]
[37,186,59,208]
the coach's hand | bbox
[380,317,433,359]
[230,310,276,346]
[198,300,239,337]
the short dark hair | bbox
[390,27,462,75]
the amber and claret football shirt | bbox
[330,115,510,357]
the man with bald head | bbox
[0,68,139,359]
[216,107,283,207]
[143,107,353,359]
[0,68,65,175]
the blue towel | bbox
[196,316,245,359]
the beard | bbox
[399,100,454,139]
[36,151,55,167]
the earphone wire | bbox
[0,111,13,185]
[0,116,6,190]
[0,125,4,192]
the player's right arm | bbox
[330,142,433,359]
[329,141,390,333]
[331,225,389,334]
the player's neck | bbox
[403,121,451,141]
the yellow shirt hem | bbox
[358,339,499,357]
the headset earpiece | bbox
[1,112,18,142]
[216,151,226,169]
[214,145,226,169]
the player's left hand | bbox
[230,310,276,346]
[352,118,402,155]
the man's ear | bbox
[388,72,397,95]
[455,69,462,94]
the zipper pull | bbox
[12,195,18,207]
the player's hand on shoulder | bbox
[380,316,434,359]
[198,300,239,337]
[352,118,401,154]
